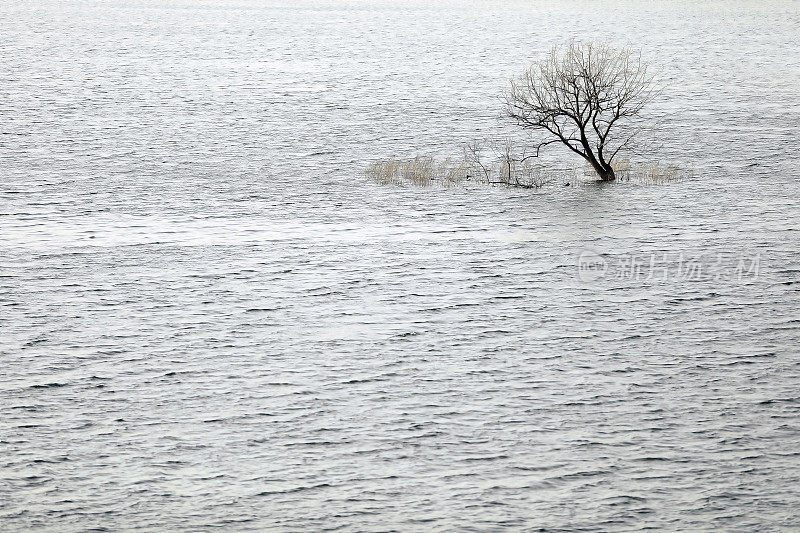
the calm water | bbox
[2,0,800,531]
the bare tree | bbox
[505,40,657,181]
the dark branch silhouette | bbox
[505,40,657,181]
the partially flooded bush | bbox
[366,157,403,185]
[616,161,685,184]
[367,139,686,189]
[583,158,686,184]
[463,138,555,189]
[437,157,471,187]
[366,155,471,187]
[399,155,435,186]
[611,158,632,181]
[639,163,682,184]
[502,160,554,188]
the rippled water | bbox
[2,0,800,531]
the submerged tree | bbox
[505,40,657,181]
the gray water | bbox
[2,0,800,531]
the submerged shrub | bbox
[400,155,435,186]
[437,157,471,187]
[583,158,686,184]
[365,157,402,185]
[367,141,686,189]
[366,155,471,187]
[616,161,685,184]
[640,163,682,184]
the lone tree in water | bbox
[505,40,657,181]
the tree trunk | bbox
[580,135,616,182]
[598,166,616,181]
[588,160,616,181]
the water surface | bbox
[2,0,800,531]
